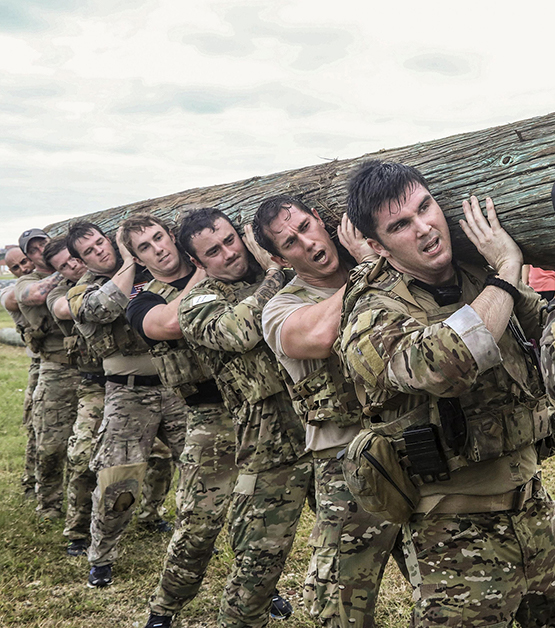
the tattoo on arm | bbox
[252,269,286,307]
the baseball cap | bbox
[19,228,49,254]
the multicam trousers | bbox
[63,379,175,541]
[304,453,402,628]
[63,377,105,541]
[402,482,555,627]
[218,452,314,628]
[150,402,237,616]
[21,357,40,496]
[88,381,188,567]
[32,361,81,517]
[138,437,174,525]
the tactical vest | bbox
[191,276,285,411]
[142,278,213,398]
[341,259,554,485]
[276,283,362,428]
[69,274,151,359]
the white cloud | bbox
[1,0,555,246]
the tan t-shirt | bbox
[263,275,360,452]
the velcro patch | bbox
[190,294,218,306]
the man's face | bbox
[6,250,34,278]
[129,224,182,278]
[49,248,87,283]
[370,183,453,285]
[26,237,48,268]
[267,205,341,284]
[74,229,118,275]
[190,218,249,282]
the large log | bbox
[47,111,555,268]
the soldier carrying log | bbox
[339,160,555,625]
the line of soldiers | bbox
[3,158,555,627]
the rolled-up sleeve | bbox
[443,304,502,374]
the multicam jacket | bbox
[47,277,103,374]
[67,270,150,359]
[178,267,306,474]
[340,259,552,486]
[540,304,555,403]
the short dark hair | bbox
[67,221,108,259]
[252,195,312,256]
[120,214,174,257]
[42,236,69,271]
[347,160,430,240]
[178,208,234,260]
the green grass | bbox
[4,333,555,626]
[0,338,414,627]
[0,306,14,329]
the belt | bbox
[185,379,224,406]
[106,374,161,387]
[414,476,540,515]
[81,373,107,385]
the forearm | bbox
[540,309,555,400]
[109,261,136,298]
[3,288,20,312]
[180,270,286,354]
[69,281,128,324]
[143,299,183,340]
[19,273,61,306]
[469,286,516,343]
[281,286,346,359]
[52,297,73,321]
[344,302,501,399]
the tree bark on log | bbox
[47,111,555,268]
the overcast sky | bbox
[1,0,554,247]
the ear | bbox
[270,254,287,267]
[311,208,324,226]
[367,238,390,259]
[191,256,206,270]
[170,231,176,243]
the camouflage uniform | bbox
[127,278,239,617]
[150,403,237,615]
[340,259,555,626]
[15,271,81,518]
[178,267,310,628]
[1,286,41,496]
[262,277,402,628]
[22,357,41,495]
[48,278,173,542]
[67,271,188,567]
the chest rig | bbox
[342,260,553,486]
[143,278,213,398]
[70,272,151,360]
[277,283,362,428]
[195,276,285,411]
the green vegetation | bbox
[0,330,413,627]
[6,313,552,627]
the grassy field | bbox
[4,306,554,627]
[0,308,412,627]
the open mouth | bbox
[313,250,326,263]
[423,237,440,254]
